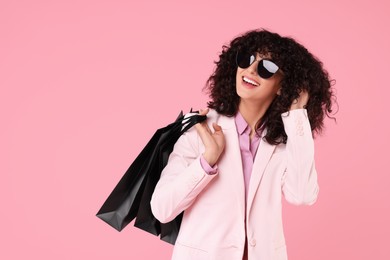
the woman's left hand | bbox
[290,90,309,110]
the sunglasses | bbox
[235,50,280,79]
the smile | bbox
[242,76,259,88]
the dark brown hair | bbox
[204,28,337,145]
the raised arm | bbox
[281,91,319,205]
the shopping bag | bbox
[133,111,204,244]
[96,110,206,244]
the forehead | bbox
[252,52,271,60]
[247,46,272,59]
[255,52,272,60]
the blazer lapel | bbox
[246,130,276,217]
[215,113,276,220]
[217,114,246,219]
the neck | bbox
[238,98,273,133]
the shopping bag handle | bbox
[179,110,207,134]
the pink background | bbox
[1,0,389,259]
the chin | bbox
[237,85,258,99]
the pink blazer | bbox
[150,108,319,260]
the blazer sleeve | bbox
[280,108,320,206]
[150,119,219,223]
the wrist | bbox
[203,152,217,167]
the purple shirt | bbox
[200,111,261,201]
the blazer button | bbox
[249,238,256,247]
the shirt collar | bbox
[234,110,263,137]
[234,110,250,135]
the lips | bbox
[242,76,259,88]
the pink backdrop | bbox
[1,0,389,259]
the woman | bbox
[150,28,335,260]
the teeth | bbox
[243,76,258,86]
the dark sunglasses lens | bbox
[236,51,255,68]
[258,59,279,79]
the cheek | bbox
[236,69,242,82]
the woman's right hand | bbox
[194,108,225,166]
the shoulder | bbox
[205,108,222,122]
[182,108,226,136]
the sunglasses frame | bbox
[235,50,280,79]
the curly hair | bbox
[203,28,337,145]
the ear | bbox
[276,87,281,96]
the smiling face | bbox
[236,52,283,105]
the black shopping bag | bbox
[133,112,204,244]
[96,110,206,244]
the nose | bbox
[247,59,259,75]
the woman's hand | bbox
[290,90,309,110]
[194,108,225,166]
